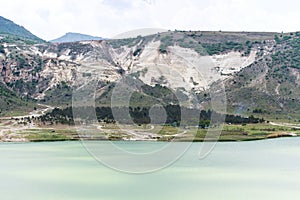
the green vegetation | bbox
[0,44,5,54]
[133,48,142,56]
[0,16,44,42]
[41,81,72,106]
[159,35,174,53]
[97,82,179,107]
[0,83,36,116]
[108,36,142,49]
[39,106,264,127]
[141,84,177,101]
[18,123,297,142]
[1,29,300,129]
[202,41,253,56]
[107,31,276,57]
[154,31,273,56]
[221,32,300,119]
[0,34,43,45]
[20,129,76,142]
[169,123,300,142]
[8,78,41,97]
[271,34,300,70]
[57,42,93,57]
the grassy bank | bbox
[7,122,299,142]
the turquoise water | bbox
[1,138,300,200]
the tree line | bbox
[38,106,265,127]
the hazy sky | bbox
[0,0,299,40]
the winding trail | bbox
[0,104,54,142]
[0,104,54,120]
[95,124,187,141]
[269,122,300,129]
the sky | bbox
[0,0,299,41]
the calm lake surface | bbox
[1,138,300,200]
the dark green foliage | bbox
[274,35,281,43]
[159,44,167,53]
[265,33,300,99]
[8,79,39,96]
[117,68,125,75]
[32,55,43,73]
[0,83,36,115]
[155,31,262,56]
[199,120,211,129]
[108,36,142,49]
[272,35,300,69]
[40,106,264,126]
[225,114,264,124]
[6,50,49,96]
[0,44,5,54]
[253,108,266,114]
[0,34,40,44]
[159,35,174,53]
[141,84,172,99]
[97,81,179,107]
[57,42,94,57]
[202,41,251,56]
[133,48,142,56]
[41,82,72,106]
[224,32,300,118]
[39,107,74,125]
[177,39,205,54]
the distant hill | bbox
[50,32,105,43]
[0,16,43,42]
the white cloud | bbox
[0,0,299,41]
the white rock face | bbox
[210,50,256,76]
[43,51,57,59]
[135,43,212,91]
[35,60,77,99]
[127,41,256,91]
[1,39,257,100]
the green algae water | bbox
[1,138,300,200]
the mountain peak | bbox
[50,32,105,43]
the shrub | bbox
[0,44,5,54]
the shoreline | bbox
[0,134,298,143]
[1,112,300,143]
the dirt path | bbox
[0,104,54,120]
[269,122,300,129]
[94,124,186,141]
[0,104,54,142]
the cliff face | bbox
[1,31,300,116]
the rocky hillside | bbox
[224,32,300,118]
[0,30,300,119]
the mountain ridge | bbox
[0,16,43,42]
[0,29,300,121]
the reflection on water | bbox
[1,138,300,200]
